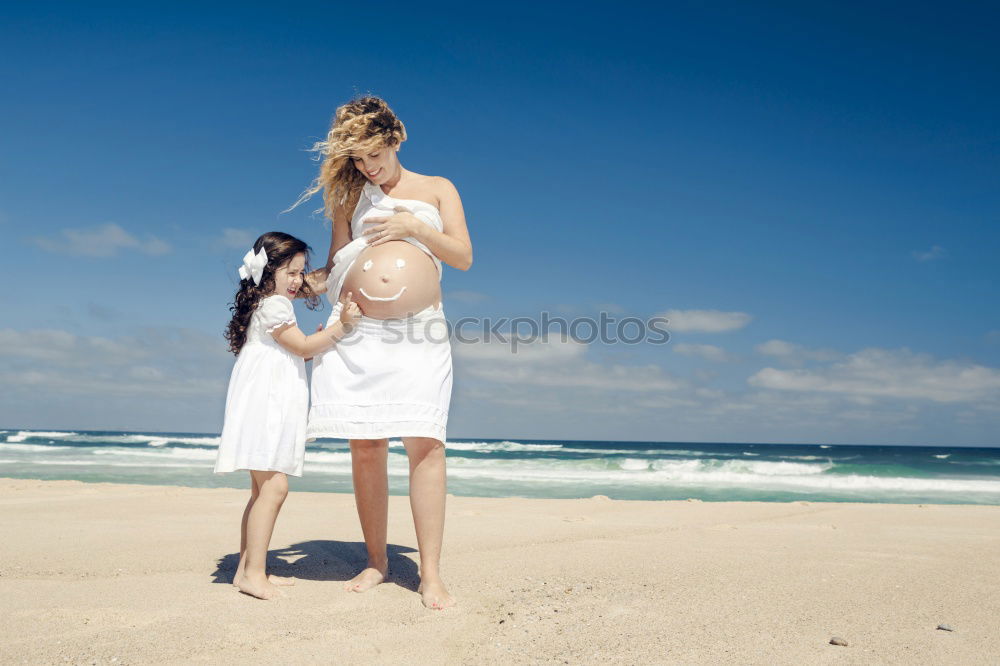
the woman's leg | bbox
[403,436,455,610]
[345,438,390,592]
[237,470,289,600]
[232,472,261,586]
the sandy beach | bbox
[1,477,998,665]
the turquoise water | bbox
[1,428,999,504]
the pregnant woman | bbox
[299,96,472,610]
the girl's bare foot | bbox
[232,556,246,587]
[417,577,455,610]
[233,571,293,588]
[344,562,388,593]
[237,572,284,600]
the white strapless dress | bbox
[306,181,453,443]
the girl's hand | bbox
[362,206,418,246]
[339,291,362,328]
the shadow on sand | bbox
[212,540,420,591]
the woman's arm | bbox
[365,177,473,271]
[302,192,359,295]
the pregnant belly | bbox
[341,241,441,319]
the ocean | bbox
[1,428,999,505]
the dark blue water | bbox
[2,429,999,504]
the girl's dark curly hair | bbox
[225,231,320,355]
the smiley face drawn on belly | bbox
[342,241,439,318]
[360,286,407,301]
[358,256,407,301]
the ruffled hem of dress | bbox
[307,401,447,442]
[306,418,446,442]
[311,401,447,420]
[213,463,303,477]
[265,319,297,334]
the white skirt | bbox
[215,341,308,477]
[307,302,453,443]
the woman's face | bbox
[351,144,399,184]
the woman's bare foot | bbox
[237,572,284,600]
[417,577,455,610]
[344,561,388,593]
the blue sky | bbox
[1,1,998,445]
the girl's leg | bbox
[232,472,261,586]
[237,470,289,600]
[403,436,454,610]
[344,438,390,592]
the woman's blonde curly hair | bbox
[291,96,406,220]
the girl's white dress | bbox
[214,295,308,477]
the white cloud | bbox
[445,331,1000,442]
[657,309,752,333]
[218,227,259,250]
[836,405,920,425]
[0,327,229,400]
[86,302,120,321]
[748,347,1000,404]
[454,336,684,392]
[454,335,587,362]
[30,223,171,257]
[448,333,1000,443]
[912,245,947,262]
[755,340,798,357]
[0,328,146,365]
[755,339,841,365]
[445,290,490,304]
[6,324,997,445]
[673,343,731,362]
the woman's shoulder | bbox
[406,172,459,207]
[407,171,454,189]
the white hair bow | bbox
[238,246,268,286]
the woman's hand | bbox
[362,206,419,247]
[302,267,329,296]
[339,291,362,329]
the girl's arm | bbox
[272,293,361,357]
[365,177,473,271]
[303,192,359,295]
[271,321,347,358]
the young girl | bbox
[214,231,360,600]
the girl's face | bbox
[273,252,305,299]
[351,144,399,184]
